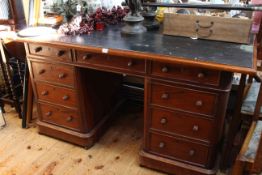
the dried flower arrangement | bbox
[58,6,129,35]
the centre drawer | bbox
[31,61,75,87]
[39,103,81,131]
[150,82,218,117]
[148,132,209,166]
[76,50,145,73]
[150,107,214,142]
[35,82,78,108]
[28,43,72,62]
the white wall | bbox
[101,0,123,7]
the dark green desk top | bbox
[19,24,255,74]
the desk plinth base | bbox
[37,121,95,148]
[37,99,124,148]
[139,150,217,175]
[37,113,110,149]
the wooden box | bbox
[163,13,252,44]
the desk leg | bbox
[220,74,247,169]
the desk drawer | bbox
[150,107,214,142]
[76,51,145,73]
[151,61,221,86]
[151,83,217,117]
[148,132,209,166]
[28,43,72,62]
[39,103,81,131]
[31,61,75,87]
[35,82,77,108]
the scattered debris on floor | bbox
[94,165,104,170]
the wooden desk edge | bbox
[16,37,257,76]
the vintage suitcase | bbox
[163,13,252,44]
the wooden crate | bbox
[163,13,252,44]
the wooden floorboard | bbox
[0,105,226,175]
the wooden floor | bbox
[0,104,226,175]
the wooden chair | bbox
[230,18,262,174]
[0,39,25,118]
[220,15,262,170]
[231,82,262,175]
[0,39,34,128]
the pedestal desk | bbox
[18,25,255,175]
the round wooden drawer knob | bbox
[189,150,195,156]
[161,66,168,73]
[159,142,165,148]
[195,100,203,107]
[41,91,48,96]
[34,47,42,53]
[192,125,199,131]
[161,93,169,99]
[82,53,92,60]
[160,118,167,125]
[127,61,133,67]
[62,95,69,101]
[38,69,45,75]
[58,73,66,79]
[57,50,65,57]
[45,111,52,117]
[66,116,73,122]
[197,72,205,78]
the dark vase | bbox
[65,15,73,22]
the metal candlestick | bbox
[121,0,147,35]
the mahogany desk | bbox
[18,25,255,175]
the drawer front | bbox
[35,83,77,108]
[76,51,145,73]
[39,103,81,131]
[31,61,75,87]
[148,132,209,166]
[151,62,221,86]
[151,83,217,116]
[28,43,72,62]
[150,107,214,142]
